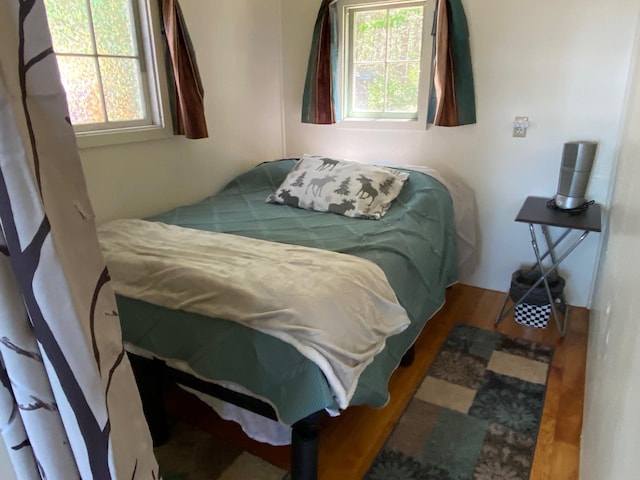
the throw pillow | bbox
[266,154,409,219]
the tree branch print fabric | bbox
[0,1,158,478]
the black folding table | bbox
[495,196,602,336]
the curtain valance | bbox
[302,0,476,127]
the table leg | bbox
[495,290,511,324]
[529,224,564,335]
[496,225,590,336]
[540,225,571,266]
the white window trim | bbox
[53,0,174,149]
[336,0,434,130]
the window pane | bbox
[353,64,385,112]
[385,62,420,113]
[56,56,105,124]
[44,0,93,54]
[91,0,137,56]
[353,10,388,63]
[387,7,424,62]
[99,58,145,122]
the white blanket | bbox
[97,219,410,409]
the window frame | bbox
[338,0,433,125]
[45,0,173,148]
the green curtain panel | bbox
[160,0,209,139]
[428,0,477,126]
[302,0,340,124]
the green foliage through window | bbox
[346,2,425,120]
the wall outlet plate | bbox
[513,116,529,137]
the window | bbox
[341,0,431,122]
[44,0,171,146]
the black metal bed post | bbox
[129,354,327,478]
[128,354,169,446]
[400,344,415,366]
[291,411,324,480]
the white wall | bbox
[280,0,640,307]
[581,8,640,479]
[80,0,285,224]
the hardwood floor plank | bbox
[530,416,557,480]
[550,442,580,480]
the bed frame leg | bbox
[291,411,323,480]
[128,354,169,447]
[400,344,415,366]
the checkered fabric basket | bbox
[514,303,552,328]
[509,269,566,329]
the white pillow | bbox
[266,154,409,219]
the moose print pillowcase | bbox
[266,154,409,219]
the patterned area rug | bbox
[155,324,553,480]
[365,324,554,480]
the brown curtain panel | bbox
[161,0,209,139]
[302,0,339,124]
[432,0,456,125]
[428,0,476,127]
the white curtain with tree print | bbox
[0,1,158,478]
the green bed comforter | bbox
[116,159,458,424]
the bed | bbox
[98,158,465,479]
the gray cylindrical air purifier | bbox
[554,141,597,210]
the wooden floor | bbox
[166,284,588,479]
